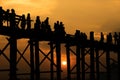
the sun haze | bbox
[1,0,120,34]
[0,0,57,15]
[62,61,67,66]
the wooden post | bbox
[106,34,111,80]
[74,30,81,80]
[81,47,85,80]
[56,42,61,80]
[106,46,110,80]
[90,31,95,80]
[50,41,54,80]
[117,34,120,80]
[29,40,35,80]
[118,42,120,80]
[35,40,40,80]
[95,48,100,80]
[76,42,81,80]
[66,42,71,80]
[9,37,17,80]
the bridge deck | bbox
[0,26,119,52]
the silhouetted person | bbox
[26,13,31,30]
[34,16,41,30]
[0,7,4,27]
[100,32,104,43]
[75,30,80,36]
[54,21,66,40]
[5,9,10,27]
[46,24,51,33]
[43,17,51,33]
[54,23,57,31]
[36,16,41,25]
[10,9,16,29]
[119,32,120,38]
[113,32,118,45]
[59,22,66,36]
[107,33,112,44]
[54,21,60,40]
[80,32,87,41]
[75,30,81,42]
[44,17,49,25]
[41,22,45,32]
[20,14,26,30]
[118,32,120,46]
[54,21,59,33]
[83,33,87,40]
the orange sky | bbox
[1,0,120,34]
[1,1,120,79]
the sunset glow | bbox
[1,0,120,33]
[0,0,120,80]
[1,0,57,15]
[62,61,67,66]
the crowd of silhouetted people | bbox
[74,30,87,42]
[100,32,120,45]
[73,30,120,46]
[1,6,120,45]
[0,7,66,39]
[0,7,21,29]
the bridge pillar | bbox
[117,38,120,80]
[76,42,81,80]
[118,48,120,80]
[66,42,71,80]
[9,37,17,80]
[95,48,100,80]
[29,40,35,80]
[56,42,61,80]
[50,41,54,80]
[106,36,111,80]
[106,46,111,80]
[35,40,40,80]
[90,31,95,80]
[81,47,85,80]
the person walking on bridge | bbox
[0,7,4,27]
[10,9,16,29]
[20,14,26,30]
[26,13,32,30]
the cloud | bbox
[0,0,57,16]
[54,0,120,33]
[1,0,120,33]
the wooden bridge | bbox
[0,7,120,80]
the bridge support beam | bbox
[50,42,54,80]
[106,46,111,80]
[56,42,61,80]
[9,37,17,80]
[81,47,85,80]
[90,32,95,80]
[76,43,81,80]
[29,40,35,80]
[66,42,71,80]
[117,38,120,80]
[35,40,40,80]
[118,46,120,80]
[95,49,100,80]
